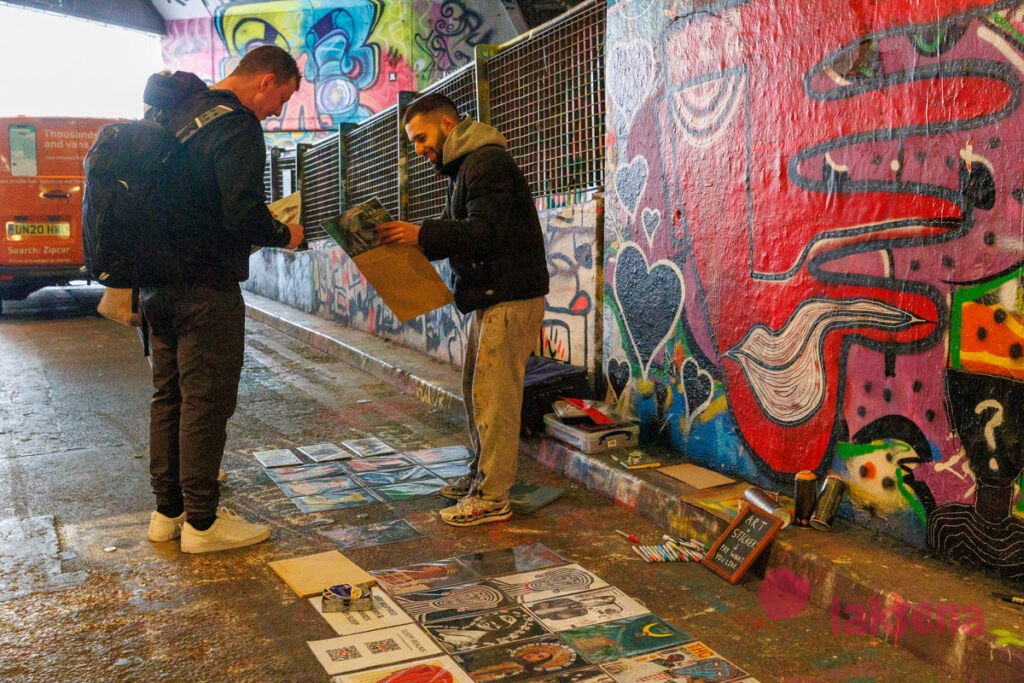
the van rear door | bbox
[0,117,110,300]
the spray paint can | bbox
[793,470,818,527]
[743,486,792,528]
[809,475,846,531]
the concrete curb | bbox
[244,291,1024,680]
[245,294,464,418]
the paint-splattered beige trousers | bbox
[463,296,546,504]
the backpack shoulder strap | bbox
[174,104,242,144]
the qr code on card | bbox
[367,638,400,654]
[326,646,361,662]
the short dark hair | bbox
[402,93,459,125]
[234,45,301,87]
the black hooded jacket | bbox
[418,118,549,314]
[143,71,290,289]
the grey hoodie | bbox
[440,119,507,165]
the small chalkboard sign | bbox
[701,503,782,584]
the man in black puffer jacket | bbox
[378,93,549,527]
[142,46,304,554]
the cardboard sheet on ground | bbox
[268,191,302,224]
[656,463,735,490]
[350,245,453,323]
[268,549,375,598]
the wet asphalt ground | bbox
[0,286,955,682]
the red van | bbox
[0,117,114,310]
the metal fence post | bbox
[474,43,499,126]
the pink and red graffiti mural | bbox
[607,0,1024,577]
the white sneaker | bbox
[148,510,185,542]
[180,508,270,554]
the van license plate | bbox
[5,221,71,240]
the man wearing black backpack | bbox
[142,46,303,553]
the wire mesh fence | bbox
[263,150,275,203]
[343,109,401,221]
[273,150,297,203]
[486,0,605,198]
[300,133,341,242]
[302,0,604,244]
[405,63,479,223]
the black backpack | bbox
[82,104,239,288]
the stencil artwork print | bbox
[425,606,548,653]
[492,564,609,603]
[525,587,651,631]
[453,636,585,682]
[394,582,513,623]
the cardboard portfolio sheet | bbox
[321,198,454,322]
[352,245,453,322]
[268,550,375,598]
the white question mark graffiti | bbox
[975,399,1004,473]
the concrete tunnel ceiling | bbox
[0,0,582,35]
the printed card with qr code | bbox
[327,646,362,663]
[309,625,442,675]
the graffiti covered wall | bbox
[245,199,601,370]
[605,0,1024,578]
[160,0,524,141]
